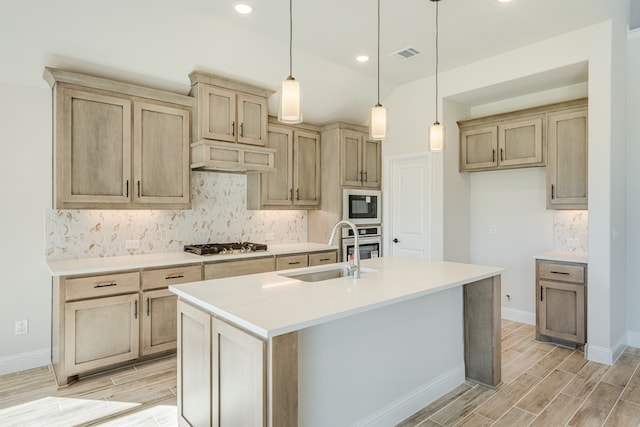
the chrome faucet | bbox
[328,220,360,279]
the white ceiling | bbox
[0,0,612,124]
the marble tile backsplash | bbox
[46,172,307,260]
[553,210,588,253]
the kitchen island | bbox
[170,256,504,427]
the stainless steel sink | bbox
[280,266,375,282]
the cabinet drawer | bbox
[538,261,585,284]
[309,251,337,266]
[142,264,202,290]
[276,254,309,271]
[204,256,275,280]
[65,272,140,301]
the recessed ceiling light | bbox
[233,2,253,14]
[498,0,512,3]
[356,55,370,62]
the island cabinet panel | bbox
[308,250,338,266]
[177,300,212,427]
[64,293,140,377]
[212,318,266,427]
[276,254,309,271]
[463,275,501,387]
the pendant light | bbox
[370,0,388,140]
[278,0,302,123]
[429,0,444,151]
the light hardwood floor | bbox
[2,321,640,426]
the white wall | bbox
[0,82,52,370]
[626,29,640,345]
[384,21,620,362]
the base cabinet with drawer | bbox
[52,264,201,386]
[536,259,587,345]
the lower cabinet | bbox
[64,293,140,377]
[52,264,202,386]
[536,260,587,345]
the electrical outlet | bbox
[15,320,28,335]
[126,239,140,250]
[488,225,497,235]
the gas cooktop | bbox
[184,242,268,256]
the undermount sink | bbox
[280,266,376,282]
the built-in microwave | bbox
[342,189,382,225]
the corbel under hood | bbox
[191,140,276,173]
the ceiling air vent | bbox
[391,46,422,60]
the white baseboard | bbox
[352,364,466,427]
[501,307,535,325]
[0,348,50,375]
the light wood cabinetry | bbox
[459,113,544,172]
[190,72,272,147]
[536,260,587,345]
[309,250,338,266]
[247,119,321,209]
[52,263,201,386]
[204,256,276,280]
[276,254,309,270]
[547,105,588,209]
[341,130,381,188]
[43,68,192,210]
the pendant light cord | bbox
[376,0,381,106]
[434,0,439,123]
[289,0,293,79]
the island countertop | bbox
[170,256,505,339]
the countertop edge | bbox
[533,252,588,264]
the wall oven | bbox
[342,189,382,225]
[341,226,382,262]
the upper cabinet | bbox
[44,68,192,210]
[459,113,544,172]
[190,72,271,147]
[340,130,381,189]
[247,118,321,209]
[547,105,588,209]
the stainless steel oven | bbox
[341,226,382,262]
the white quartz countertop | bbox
[534,251,588,264]
[46,243,337,276]
[170,256,505,339]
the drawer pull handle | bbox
[550,271,570,275]
[289,261,301,265]
[319,258,331,261]
[146,297,150,317]
[94,282,117,288]
[134,300,138,319]
[540,285,543,301]
[165,274,184,280]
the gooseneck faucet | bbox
[328,220,360,279]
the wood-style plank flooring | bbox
[2,321,640,426]
[398,320,640,427]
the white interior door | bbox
[388,154,431,258]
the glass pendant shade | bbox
[370,104,388,139]
[278,77,302,124]
[429,122,444,151]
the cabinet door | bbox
[141,288,178,356]
[199,85,236,143]
[459,126,498,171]
[237,93,268,146]
[293,130,321,206]
[177,300,212,427]
[341,130,363,186]
[212,318,266,427]
[261,125,294,206]
[133,100,190,206]
[64,293,139,376]
[362,138,382,188]
[498,115,544,168]
[56,85,131,207]
[538,280,585,344]
[547,107,588,209]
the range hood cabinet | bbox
[191,140,276,174]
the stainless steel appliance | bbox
[342,189,382,225]
[341,225,382,262]
[184,242,267,256]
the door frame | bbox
[383,152,439,259]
